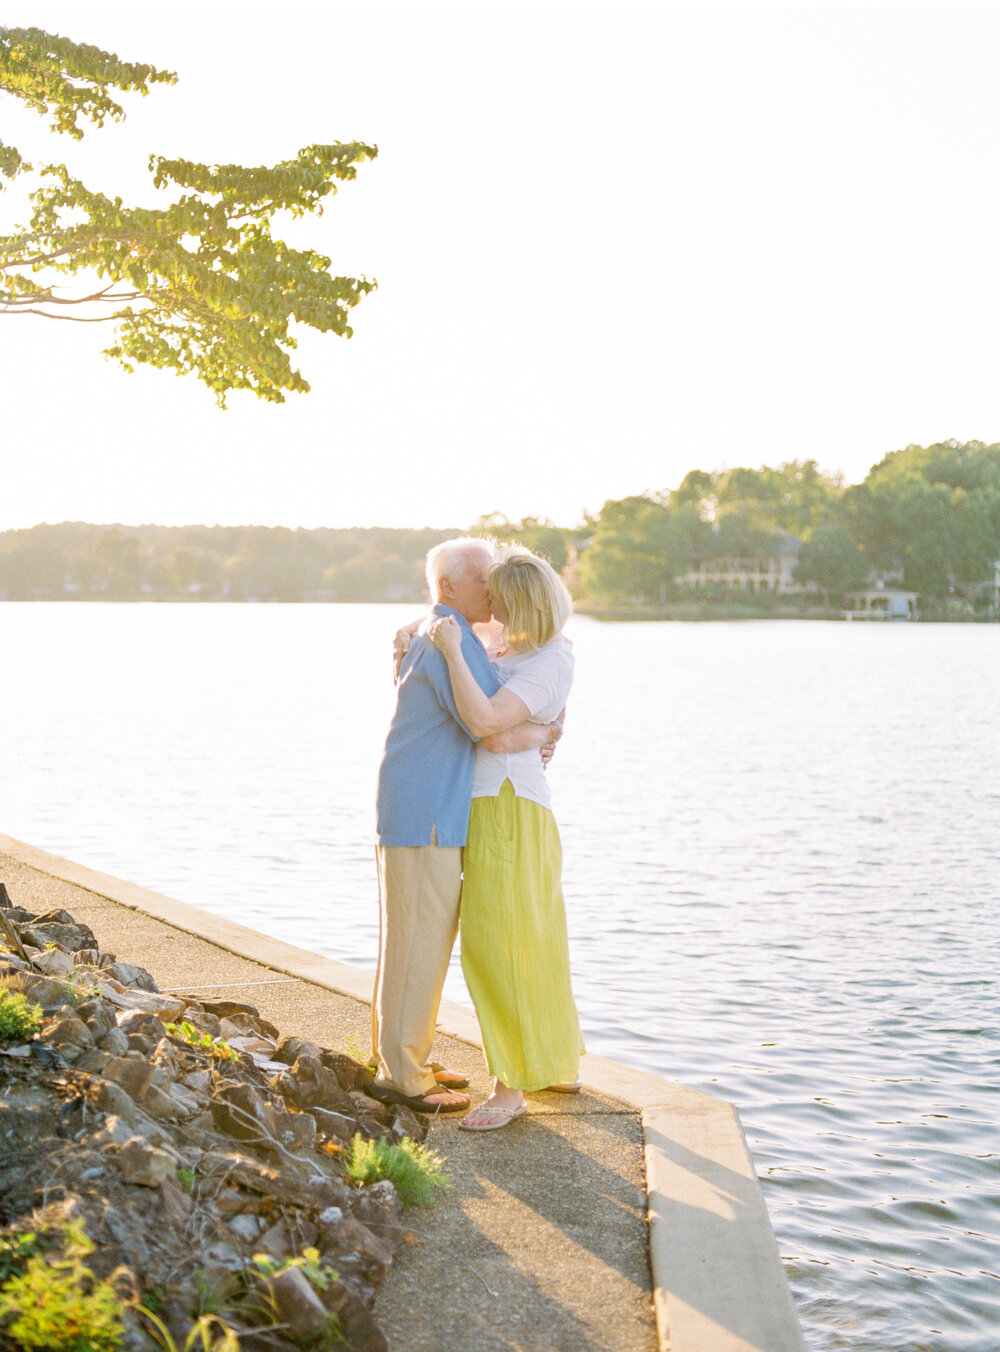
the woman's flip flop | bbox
[458,1101,528,1132]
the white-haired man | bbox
[371,538,560,1113]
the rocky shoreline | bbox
[0,886,433,1352]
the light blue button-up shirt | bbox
[375,605,501,847]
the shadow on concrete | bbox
[378,1108,656,1352]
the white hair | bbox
[425,537,494,601]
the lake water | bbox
[1,604,998,1351]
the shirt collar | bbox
[429,603,485,647]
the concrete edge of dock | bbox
[0,832,805,1352]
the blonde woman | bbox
[429,547,583,1131]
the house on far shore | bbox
[675,533,815,596]
[842,585,919,621]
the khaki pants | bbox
[371,842,463,1098]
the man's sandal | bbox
[458,1101,528,1132]
[369,1081,470,1114]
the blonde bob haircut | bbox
[489,546,573,653]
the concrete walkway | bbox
[0,837,805,1352]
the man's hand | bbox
[541,706,567,771]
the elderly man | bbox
[371,537,560,1113]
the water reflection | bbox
[1,606,998,1351]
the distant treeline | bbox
[2,440,999,607]
[574,440,1000,607]
[0,523,457,602]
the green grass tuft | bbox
[0,988,43,1042]
[345,1134,450,1207]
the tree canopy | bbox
[0,26,377,404]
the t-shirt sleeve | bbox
[501,644,574,719]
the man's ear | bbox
[438,575,455,602]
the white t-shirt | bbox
[470,636,575,810]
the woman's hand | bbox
[392,628,411,684]
[392,618,423,684]
[428,615,463,658]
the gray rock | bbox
[196,998,260,1021]
[31,908,78,927]
[102,961,158,992]
[209,1082,273,1142]
[102,988,185,1018]
[202,1241,244,1272]
[350,1180,403,1248]
[181,1068,213,1095]
[320,1048,374,1093]
[267,1266,330,1338]
[309,1107,357,1143]
[76,999,116,1040]
[321,1214,394,1287]
[21,921,97,953]
[227,1213,264,1243]
[93,1115,137,1148]
[74,1048,112,1075]
[277,1055,356,1116]
[115,1138,176,1187]
[270,1108,317,1152]
[273,1034,323,1067]
[102,1056,153,1101]
[42,1012,94,1054]
[30,948,75,978]
[97,1027,130,1056]
[322,1279,389,1352]
[95,1080,140,1122]
[391,1104,428,1143]
[141,1085,182,1121]
[159,1176,194,1222]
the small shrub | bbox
[0,1231,122,1352]
[176,1166,196,1193]
[345,1135,450,1207]
[0,989,42,1042]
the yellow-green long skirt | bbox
[460,779,584,1092]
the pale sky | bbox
[3,2,1000,531]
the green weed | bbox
[0,1230,42,1283]
[130,1304,240,1352]
[341,1030,369,1064]
[345,1134,450,1207]
[251,1245,338,1292]
[165,1021,239,1062]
